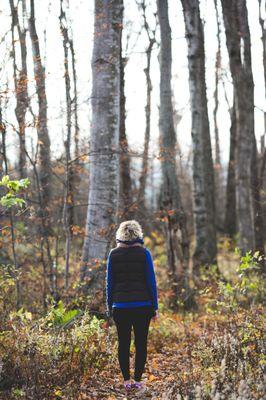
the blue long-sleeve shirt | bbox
[106,248,158,314]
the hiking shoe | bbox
[123,382,132,391]
[132,381,146,395]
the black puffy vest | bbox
[110,246,151,303]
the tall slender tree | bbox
[119,35,133,220]
[137,0,157,214]
[258,1,266,125]
[213,0,223,231]
[224,98,237,237]
[157,0,191,308]
[69,41,79,161]
[181,0,217,269]
[221,0,264,255]
[213,0,221,171]
[28,0,54,301]
[9,0,28,179]
[28,0,51,213]
[258,0,266,246]
[80,0,123,296]
[59,0,75,289]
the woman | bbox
[106,220,159,393]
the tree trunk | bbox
[69,40,80,161]
[251,137,265,256]
[137,1,156,216]
[10,0,28,179]
[60,0,75,289]
[213,0,223,232]
[157,0,192,308]
[181,0,217,269]
[28,0,54,297]
[80,0,123,298]
[258,0,266,97]
[69,31,81,215]
[221,0,258,254]
[137,42,153,211]
[258,0,266,252]
[224,99,237,237]
[28,0,51,211]
[258,0,266,171]
[119,48,133,220]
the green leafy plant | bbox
[46,300,81,328]
[218,249,265,308]
[0,175,30,208]
[11,388,26,397]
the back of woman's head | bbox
[116,220,143,242]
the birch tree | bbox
[80,0,123,294]
[180,0,217,269]
[221,0,262,254]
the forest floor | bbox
[55,308,265,400]
[0,243,265,399]
[77,342,188,400]
[0,304,265,400]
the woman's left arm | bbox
[106,251,114,317]
[144,248,158,311]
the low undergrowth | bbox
[0,249,265,399]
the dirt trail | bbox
[77,344,184,400]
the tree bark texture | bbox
[157,0,191,308]
[258,0,266,250]
[119,50,133,220]
[224,99,237,237]
[221,0,260,254]
[213,0,224,232]
[181,0,217,269]
[60,0,75,289]
[10,0,28,179]
[137,1,156,215]
[28,0,51,211]
[251,137,265,256]
[69,40,80,161]
[81,0,123,294]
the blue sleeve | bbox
[144,248,158,310]
[106,251,114,314]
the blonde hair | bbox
[116,220,143,242]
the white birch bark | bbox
[81,0,123,291]
[181,0,217,269]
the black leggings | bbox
[112,306,154,381]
